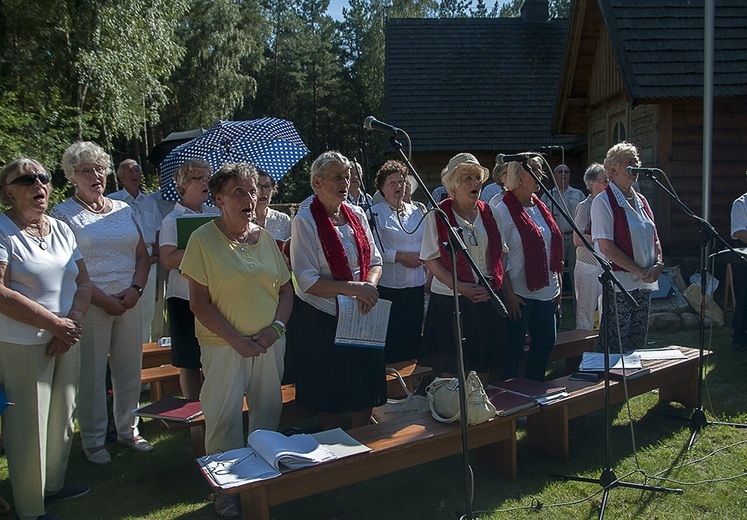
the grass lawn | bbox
[2,306,746,519]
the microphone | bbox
[626,166,659,178]
[363,116,405,136]
[497,152,542,164]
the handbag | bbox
[372,367,430,423]
[426,371,497,425]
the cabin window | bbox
[612,120,626,143]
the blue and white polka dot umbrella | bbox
[159,118,309,201]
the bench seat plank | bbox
[210,412,526,520]
[526,346,707,461]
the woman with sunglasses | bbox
[419,153,506,381]
[51,141,152,465]
[0,158,92,519]
[495,160,563,382]
[572,163,609,330]
[591,142,663,354]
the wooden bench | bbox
[142,341,172,369]
[541,328,598,374]
[158,360,432,457]
[141,365,180,401]
[204,411,529,520]
[525,345,707,461]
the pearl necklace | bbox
[329,210,343,226]
[74,194,109,214]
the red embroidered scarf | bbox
[310,196,371,281]
[435,199,504,291]
[502,190,563,291]
[605,185,656,272]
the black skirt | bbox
[420,292,507,375]
[167,297,201,369]
[378,285,424,364]
[287,296,387,414]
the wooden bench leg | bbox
[191,425,206,458]
[659,374,699,409]
[477,420,517,480]
[150,382,163,402]
[239,488,270,520]
[527,406,570,461]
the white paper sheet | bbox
[334,295,391,349]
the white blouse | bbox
[495,200,561,302]
[291,202,382,315]
[262,208,292,241]
[51,198,140,294]
[371,201,425,289]
[591,182,658,292]
[420,209,502,297]
[0,214,82,344]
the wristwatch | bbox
[130,284,144,297]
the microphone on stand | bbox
[626,166,661,178]
[363,116,405,136]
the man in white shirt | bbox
[730,190,747,351]
[110,159,162,342]
[541,164,585,292]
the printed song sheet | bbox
[334,295,391,349]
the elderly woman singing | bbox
[591,142,663,354]
[289,151,385,430]
[496,160,563,382]
[181,163,293,519]
[419,153,506,380]
[51,141,153,464]
[0,158,92,519]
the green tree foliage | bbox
[164,0,267,130]
[1,0,186,159]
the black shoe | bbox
[45,484,90,502]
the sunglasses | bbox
[8,172,51,186]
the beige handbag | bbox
[372,368,429,423]
[426,371,497,425]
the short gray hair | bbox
[61,141,111,182]
[310,151,350,190]
[583,163,606,189]
[209,162,258,200]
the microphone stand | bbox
[522,162,681,518]
[384,134,507,520]
[644,169,747,448]
[350,155,384,251]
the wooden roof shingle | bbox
[384,17,577,152]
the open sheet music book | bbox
[198,428,370,489]
[579,352,642,371]
[334,295,392,349]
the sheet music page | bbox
[580,352,642,371]
[334,296,391,349]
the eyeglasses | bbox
[258,183,274,192]
[75,165,107,177]
[7,172,51,186]
[459,227,479,247]
[190,176,211,184]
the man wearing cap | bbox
[110,159,161,343]
[541,164,585,291]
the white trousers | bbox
[201,337,285,454]
[574,260,602,330]
[0,341,79,520]
[140,262,158,343]
[77,303,143,449]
